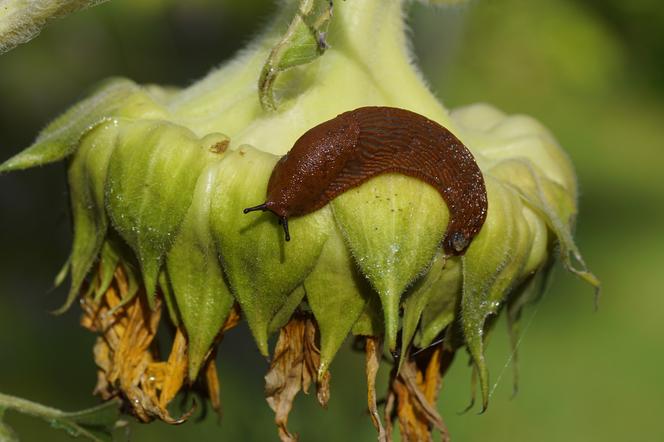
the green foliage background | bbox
[1,0,662,440]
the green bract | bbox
[0,0,598,439]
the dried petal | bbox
[81,266,194,424]
[364,337,387,442]
[205,358,222,415]
[386,345,451,442]
[265,316,328,442]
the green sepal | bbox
[461,177,533,411]
[209,146,332,356]
[400,251,444,355]
[94,240,121,302]
[490,159,600,299]
[166,163,234,379]
[119,258,141,307]
[401,252,461,355]
[158,271,180,327]
[351,291,384,338]
[105,257,141,317]
[54,121,119,314]
[415,257,462,349]
[268,285,307,333]
[520,205,549,276]
[452,104,576,195]
[53,256,71,288]
[259,0,333,110]
[332,174,449,351]
[0,79,166,174]
[105,120,209,307]
[305,227,370,377]
[505,261,555,396]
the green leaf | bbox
[0,393,122,442]
[54,121,120,314]
[461,177,533,411]
[332,174,449,351]
[259,0,333,110]
[166,162,234,379]
[0,0,109,54]
[105,121,210,306]
[305,227,370,376]
[50,400,122,442]
[0,79,164,174]
[209,146,332,355]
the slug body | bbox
[244,106,488,255]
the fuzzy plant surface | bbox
[0,0,599,441]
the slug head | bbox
[243,202,291,241]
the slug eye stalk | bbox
[243,203,291,241]
[242,203,269,214]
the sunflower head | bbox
[0,0,598,440]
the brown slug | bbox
[243,106,487,255]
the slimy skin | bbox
[244,106,488,255]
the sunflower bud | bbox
[1,0,598,440]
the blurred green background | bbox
[1,0,662,440]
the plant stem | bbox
[0,392,67,419]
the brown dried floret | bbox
[264,315,330,442]
[80,265,207,423]
[383,344,454,442]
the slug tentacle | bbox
[243,107,488,255]
[278,217,291,242]
[243,203,269,214]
